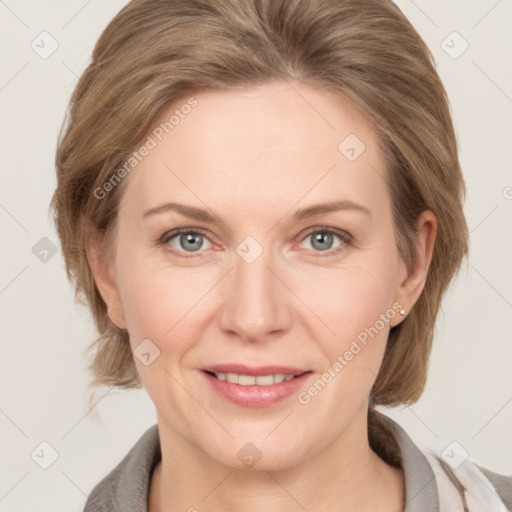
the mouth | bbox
[202,364,309,383]
[200,364,313,407]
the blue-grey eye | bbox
[170,232,212,252]
[302,230,343,252]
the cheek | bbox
[298,257,397,339]
[115,256,229,377]
[115,253,199,344]
[296,251,398,383]
[116,261,207,397]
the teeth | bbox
[226,372,238,384]
[214,372,296,385]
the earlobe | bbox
[84,224,127,329]
[392,210,437,325]
[106,308,126,330]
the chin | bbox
[201,434,312,472]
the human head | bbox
[50,0,468,428]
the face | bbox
[93,80,427,471]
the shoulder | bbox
[373,411,511,511]
[83,424,161,512]
[422,449,512,511]
[476,464,512,510]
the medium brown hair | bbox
[50,0,468,441]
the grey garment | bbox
[479,469,512,510]
[83,414,511,512]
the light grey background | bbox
[1,1,511,510]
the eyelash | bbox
[155,226,354,259]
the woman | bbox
[50,0,512,510]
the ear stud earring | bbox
[399,308,406,316]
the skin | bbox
[87,80,436,512]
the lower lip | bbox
[201,371,312,408]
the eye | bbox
[157,226,353,259]
[298,227,353,257]
[158,228,213,257]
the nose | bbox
[218,246,292,343]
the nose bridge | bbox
[219,239,288,341]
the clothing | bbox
[83,411,511,511]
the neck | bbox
[149,409,405,512]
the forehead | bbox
[119,80,388,218]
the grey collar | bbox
[379,413,440,512]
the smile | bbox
[201,367,312,407]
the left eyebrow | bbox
[291,200,371,220]
[142,199,371,223]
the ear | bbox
[84,224,127,330]
[392,210,437,326]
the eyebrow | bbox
[142,200,371,223]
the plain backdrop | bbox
[1,1,511,510]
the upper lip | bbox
[202,364,309,377]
